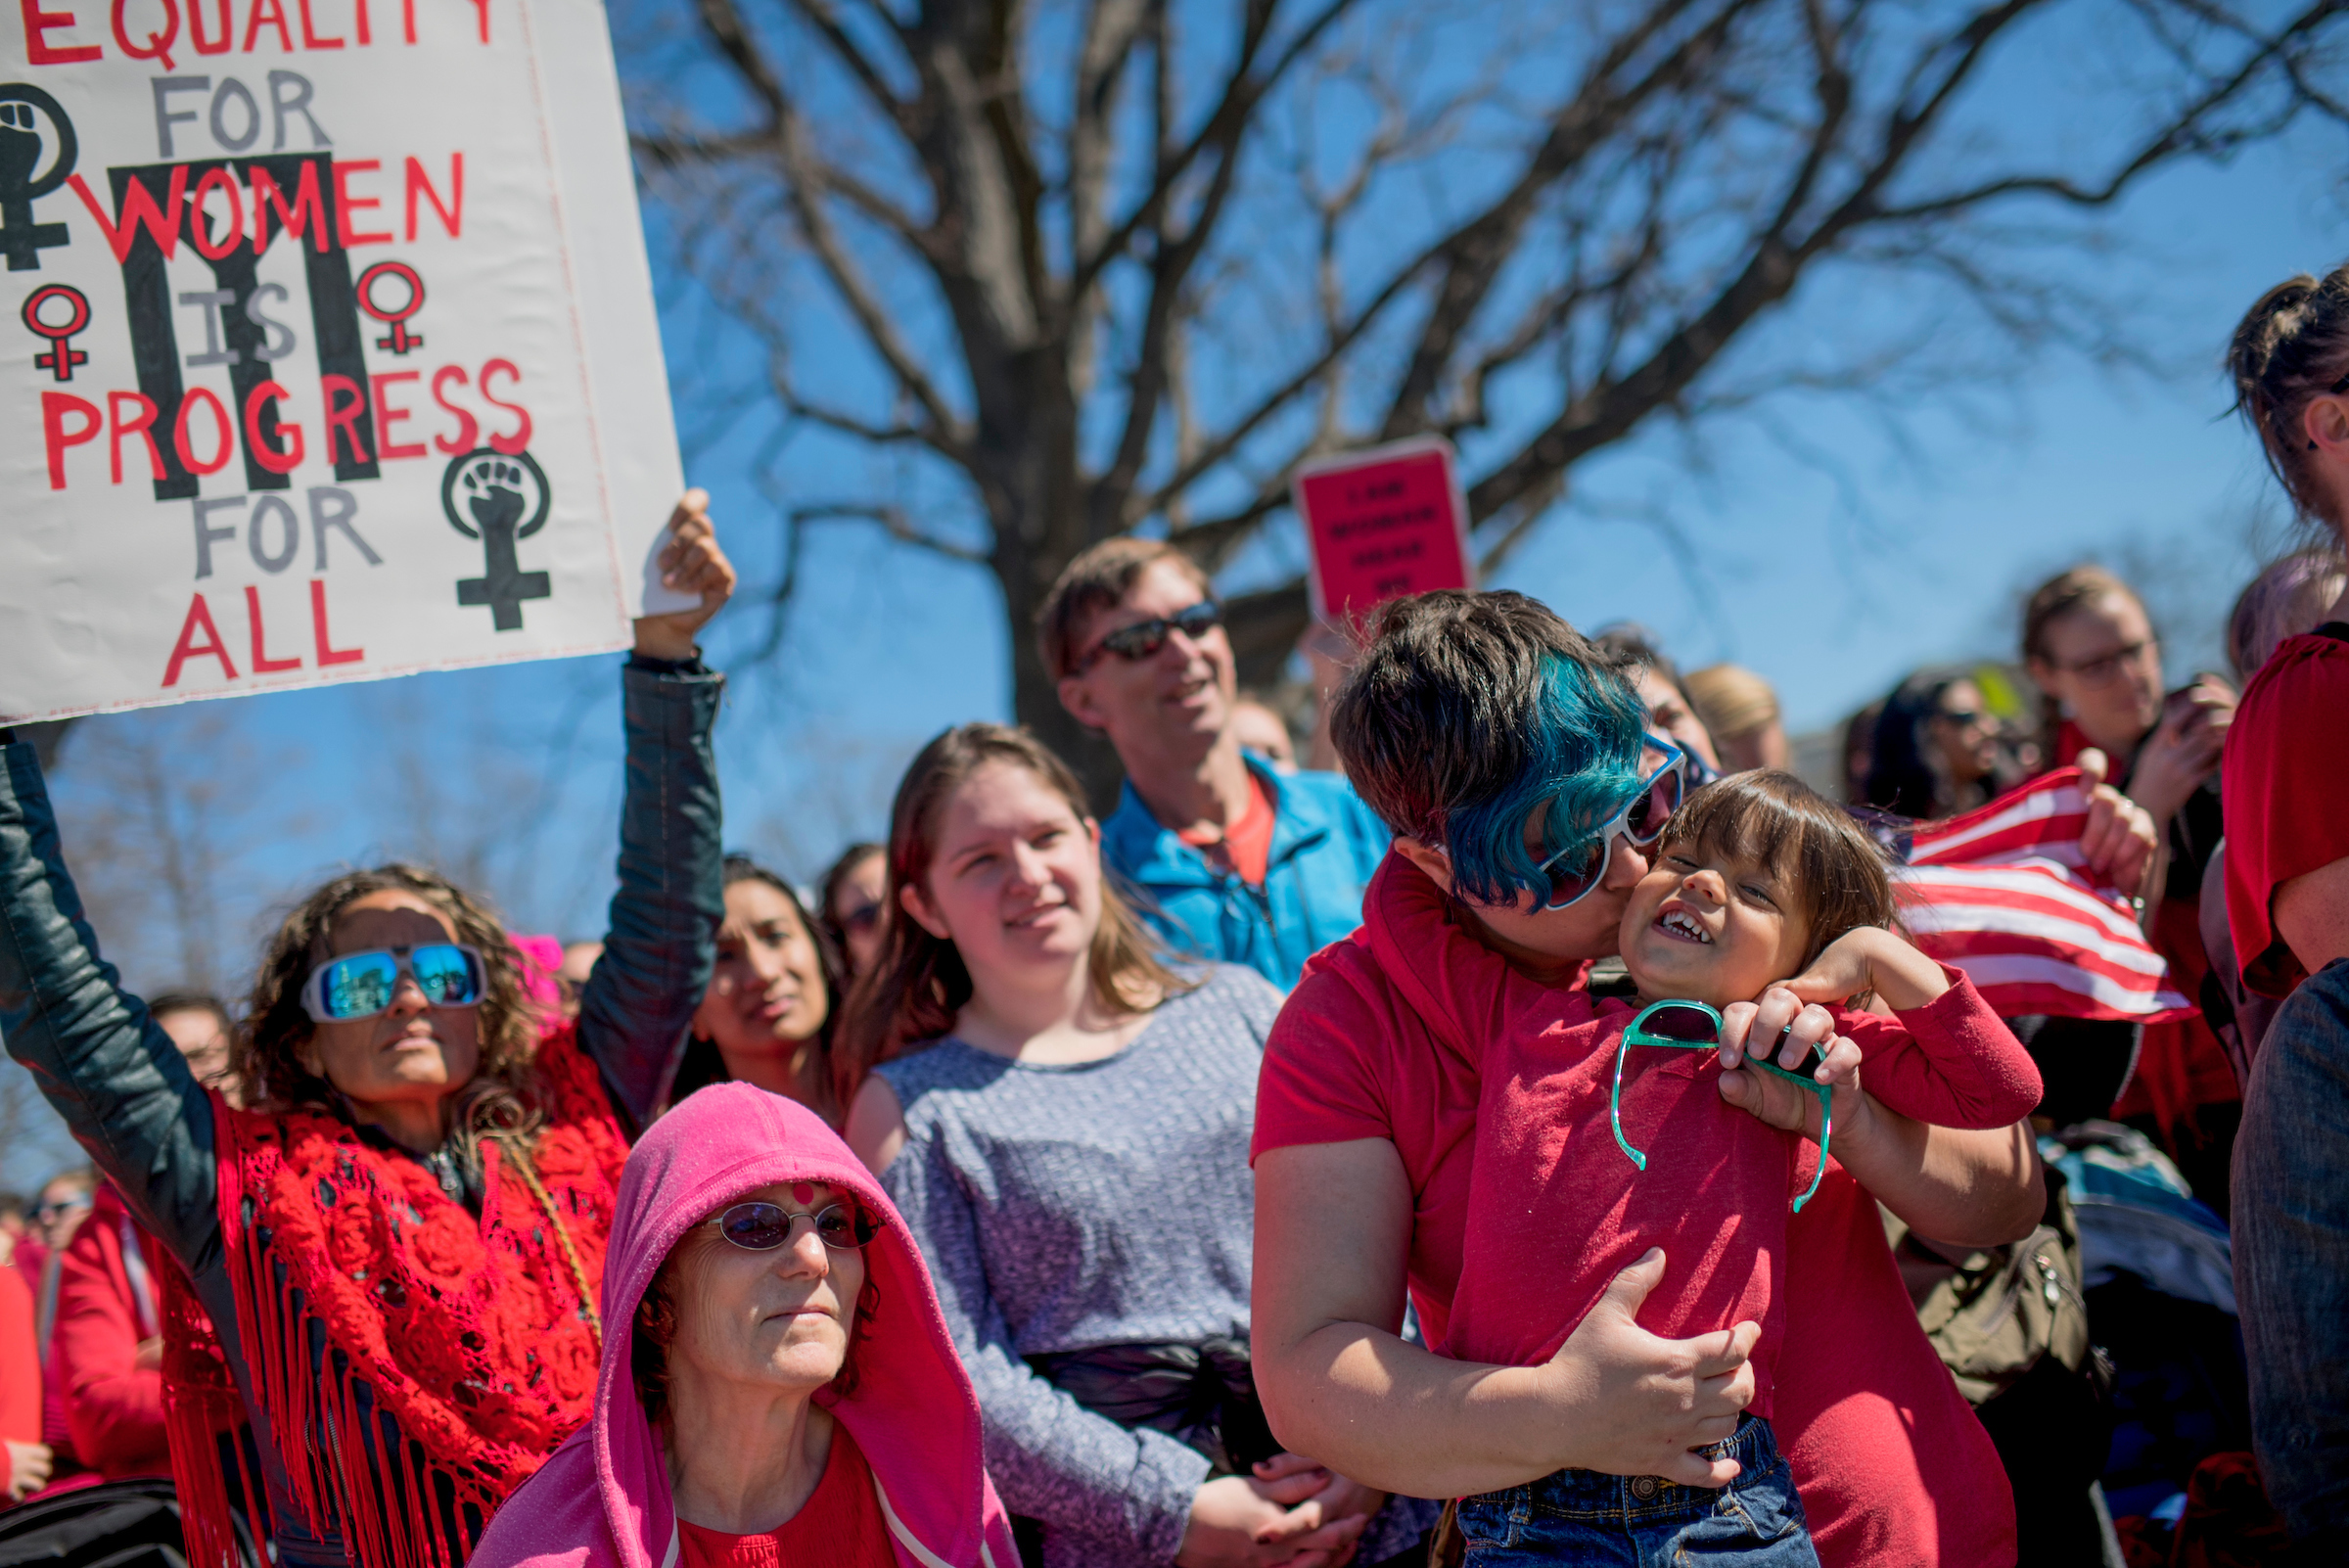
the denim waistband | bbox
[1475,1412,1783,1524]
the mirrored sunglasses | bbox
[1611,998,1832,1214]
[1533,738,1688,911]
[709,1200,883,1253]
[300,944,486,1023]
[1080,600,1222,670]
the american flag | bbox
[1888,767,2197,1024]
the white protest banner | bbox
[0,0,690,724]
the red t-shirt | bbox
[673,1422,896,1568]
[1449,954,2039,1418]
[1252,852,2019,1568]
[1177,769,1275,887]
[2222,626,2349,997]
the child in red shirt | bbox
[1447,772,2043,1566]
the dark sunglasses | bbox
[300,945,485,1022]
[1613,999,1832,1214]
[1078,601,1222,671]
[841,901,885,936]
[708,1200,883,1253]
[1532,738,1688,910]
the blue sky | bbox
[20,17,2349,1066]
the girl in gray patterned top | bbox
[839,724,1428,1568]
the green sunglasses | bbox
[1610,999,1833,1214]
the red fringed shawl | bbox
[163,1024,629,1568]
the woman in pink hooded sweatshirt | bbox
[469,1082,1019,1568]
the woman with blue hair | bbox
[1246,590,2157,1567]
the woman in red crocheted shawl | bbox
[0,500,735,1568]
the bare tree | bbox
[45,707,274,999]
[622,0,2349,795]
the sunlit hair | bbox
[237,864,541,1151]
[833,723,1195,1105]
[2230,264,2349,526]
[2228,548,2347,680]
[1660,771,1901,974]
[1333,591,1648,906]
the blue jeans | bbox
[1455,1414,1819,1566]
[2234,957,2349,1552]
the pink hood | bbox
[468,1084,1017,1568]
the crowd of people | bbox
[1,267,2346,1568]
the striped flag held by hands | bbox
[1889,766,2196,1024]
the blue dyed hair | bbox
[1443,653,1649,906]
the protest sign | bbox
[0,0,690,724]
[1292,436,1472,626]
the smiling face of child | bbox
[1621,834,1815,1008]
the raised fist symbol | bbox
[0,103,41,195]
[461,457,528,537]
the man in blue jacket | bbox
[1041,538,1389,990]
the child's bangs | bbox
[1665,778,1807,884]
[1660,771,1900,966]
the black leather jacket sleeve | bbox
[0,738,225,1279]
[575,656,726,1130]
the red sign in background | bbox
[1293,437,1472,624]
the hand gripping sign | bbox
[1291,436,1473,629]
[0,0,693,723]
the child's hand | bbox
[1811,1033,1864,1092]
[1777,925,1952,1015]
[1716,987,1836,1074]
[1719,986,1863,1144]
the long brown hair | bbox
[236,864,543,1151]
[2230,265,2349,527]
[834,723,1193,1106]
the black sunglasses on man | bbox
[1076,600,1223,672]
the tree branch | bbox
[1068,0,1365,306]
[777,0,917,135]
[792,501,992,564]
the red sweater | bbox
[1255,851,2024,1568]
[52,1184,170,1479]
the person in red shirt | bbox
[0,1230,51,1504]
[2020,565,2240,1204]
[48,993,239,1481]
[1250,590,2156,1568]
[52,1183,170,1481]
[1442,768,2043,1564]
[2217,266,2349,1560]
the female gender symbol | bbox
[22,283,88,381]
[355,260,426,354]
